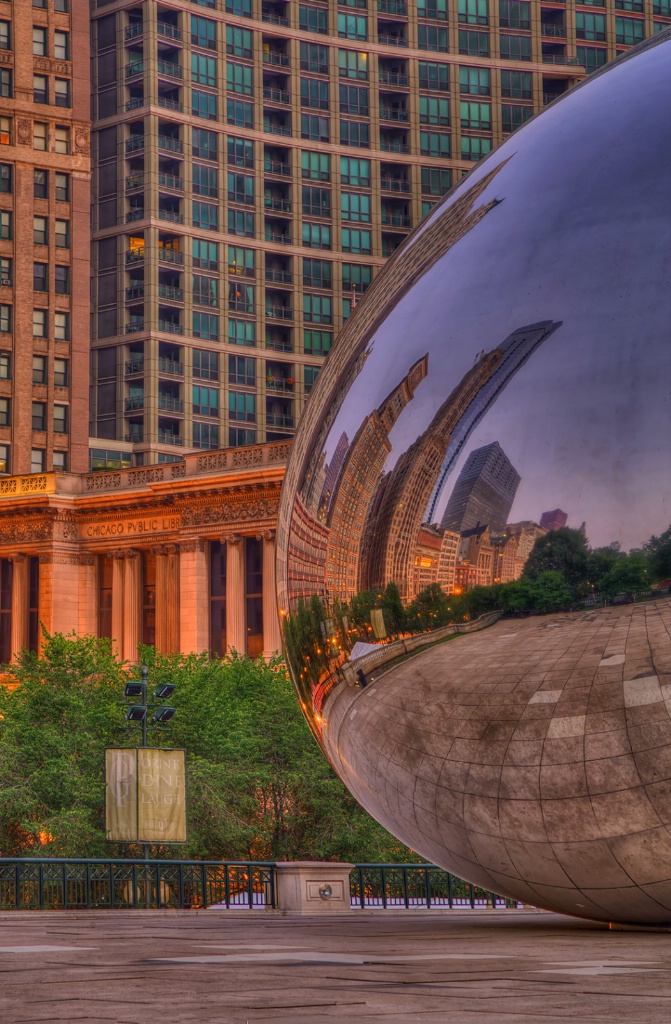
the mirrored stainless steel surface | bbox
[277,33,671,924]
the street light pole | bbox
[140,664,149,864]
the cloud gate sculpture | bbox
[276,33,671,924]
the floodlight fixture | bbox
[125,704,148,722]
[154,682,175,700]
[152,706,175,724]
[124,681,144,698]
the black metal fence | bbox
[0,859,275,910]
[0,859,520,911]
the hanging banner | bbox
[105,747,187,844]
[370,608,388,640]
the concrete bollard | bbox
[272,861,354,914]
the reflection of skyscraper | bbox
[426,321,562,523]
[325,356,428,601]
[540,508,568,532]
[441,442,521,535]
[320,432,350,515]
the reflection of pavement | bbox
[322,599,671,923]
[2,910,671,1022]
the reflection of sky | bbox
[320,38,671,551]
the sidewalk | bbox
[0,909,670,1023]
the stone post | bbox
[224,534,246,655]
[164,543,180,653]
[258,530,281,660]
[9,553,28,661]
[179,539,209,654]
[109,550,125,658]
[272,862,354,915]
[122,549,141,664]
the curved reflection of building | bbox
[441,441,520,537]
[324,356,428,602]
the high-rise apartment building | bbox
[87,0,669,470]
[441,440,520,533]
[540,507,568,531]
[0,0,91,476]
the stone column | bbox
[152,545,168,654]
[258,530,282,660]
[122,550,141,665]
[153,544,180,654]
[9,554,28,661]
[225,534,246,656]
[180,539,209,654]
[109,550,125,658]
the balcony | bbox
[125,396,145,411]
[157,22,182,41]
[159,356,183,375]
[266,376,295,391]
[378,0,407,11]
[262,12,289,25]
[126,136,145,154]
[264,196,291,212]
[125,358,144,375]
[541,23,567,37]
[126,249,145,264]
[380,176,410,192]
[542,54,580,64]
[158,96,183,112]
[158,135,183,153]
[263,51,290,68]
[125,285,145,301]
[263,87,290,104]
[380,106,409,122]
[158,284,184,302]
[158,395,183,413]
[265,305,293,321]
[158,209,184,224]
[379,70,408,86]
[158,172,183,191]
[158,320,184,335]
[264,120,292,137]
[126,173,145,191]
[229,298,255,314]
[126,209,145,223]
[266,413,294,428]
[157,59,182,79]
[124,23,144,40]
[265,269,293,284]
[125,61,144,79]
[126,97,145,111]
[125,431,144,443]
[265,336,292,352]
[265,230,291,244]
[380,139,410,153]
[378,34,408,47]
[264,159,291,176]
[126,319,145,333]
[158,430,183,445]
[158,248,184,265]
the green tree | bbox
[647,525,671,581]
[599,552,650,601]
[523,528,590,590]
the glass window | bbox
[0,69,12,99]
[302,222,331,249]
[225,0,251,14]
[300,42,329,74]
[303,258,332,288]
[32,355,47,384]
[228,280,254,312]
[421,167,452,195]
[301,114,330,142]
[304,329,332,355]
[193,421,219,449]
[34,122,47,151]
[0,444,8,474]
[459,66,490,94]
[55,265,70,294]
[304,365,321,393]
[192,53,217,87]
[54,0,69,10]
[31,449,45,474]
[419,0,448,17]
[338,49,368,79]
[0,353,10,379]
[228,245,255,276]
[192,200,218,230]
[228,171,254,204]
[228,390,255,421]
[0,257,11,285]
[192,127,218,160]
[500,33,531,59]
[193,384,219,416]
[0,304,11,332]
[34,216,47,244]
[54,126,69,154]
[229,427,256,446]
[339,84,368,116]
[341,262,372,291]
[33,263,48,291]
[226,98,253,128]
[420,96,450,125]
[54,405,69,433]
[501,103,532,133]
[193,349,219,380]
[341,191,370,221]
[302,185,331,217]
[301,150,330,181]
[300,4,328,33]
[0,22,10,49]
[32,402,46,431]
[458,29,490,56]
[226,25,252,57]
[340,119,369,147]
[301,77,329,109]
[340,156,370,186]
[229,209,254,236]
[193,238,219,270]
[54,30,69,59]
[191,14,217,49]
[227,61,253,94]
[500,69,533,98]
[498,0,530,28]
[192,89,217,120]
[192,163,218,197]
[54,79,70,107]
[461,134,492,160]
[0,117,10,146]
[55,172,69,202]
[228,318,255,346]
[576,46,608,74]
[193,273,219,307]
[192,311,219,340]
[32,309,46,337]
[418,61,449,90]
[228,354,255,386]
[338,13,367,39]
[52,451,67,471]
[0,211,10,240]
[576,12,607,40]
[54,311,69,340]
[0,398,10,427]
[55,219,69,247]
[420,130,450,157]
[33,27,47,56]
[460,100,491,130]
[54,358,69,387]
[303,293,332,323]
[341,227,371,254]
[418,25,448,51]
[615,16,643,44]
[227,136,253,167]
[34,169,48,198]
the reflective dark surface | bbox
[277,34,671,923]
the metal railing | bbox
[0,859,275,910]
[351,865,520,910]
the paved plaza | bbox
[1,909,671,1024]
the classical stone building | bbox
[0,440,287,663]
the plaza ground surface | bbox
[1,910,671,1024]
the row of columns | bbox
[109,544,180,662]
[10,554,29,660]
